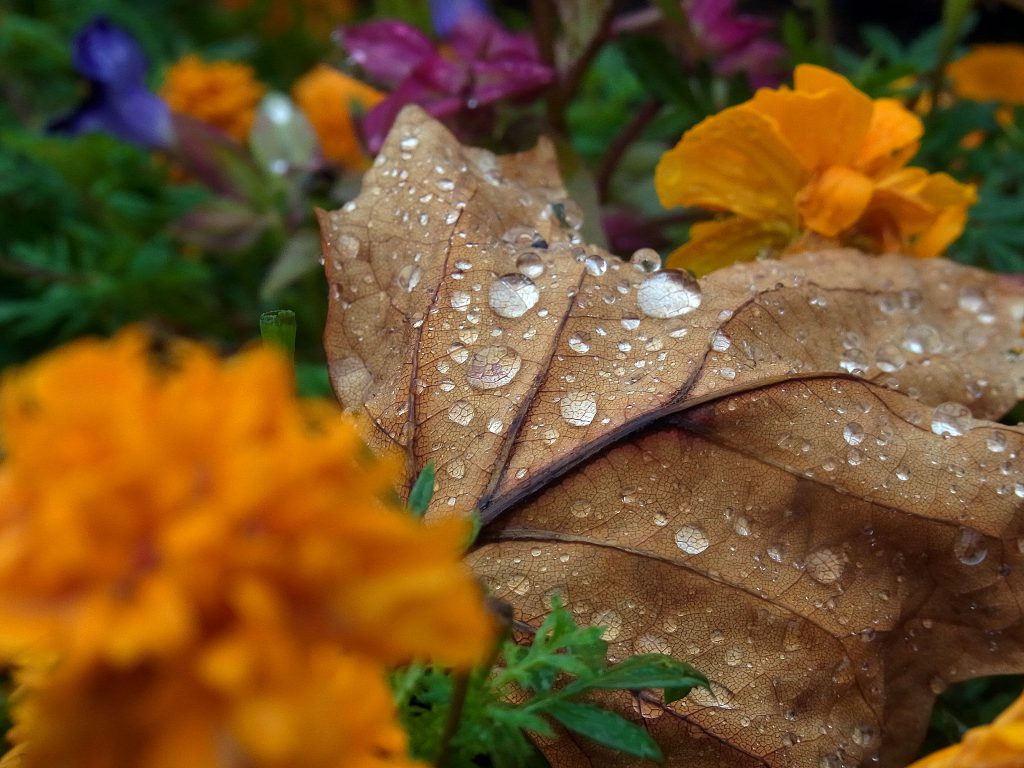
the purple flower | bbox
[338,11,552,153]
[429,0,490,37]
[49,17,172,149]
[686,0,785,87]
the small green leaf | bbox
[546,701,663,761]
[259,310,296,362]
[408,461,435,517]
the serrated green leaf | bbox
[546,701,663,761]
[561,653,708,698]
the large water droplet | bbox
[931,402,972,437]
[954,527,988,565]
[806,548,845,584]
[675,524,709,554]
[560,391,598,427]
[450,290,471,311]
[875,343,906,373]
[594,609,622,641]
[515,251,545,279]
[488,274,539,318]
[637,270,702,319]
[711,331,731,352]
[987,431,1008,453]
[466,346,522,389]
[447,399,475,426]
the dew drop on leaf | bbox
[931,402,973,437]
[466,346,522,389]
[567,332,591,353]
[843,423,865,446]
[515,251,545,279]
[488,274,539,318]
[584,254,607,276]
[636,270,702,319]
[675,524,710,554]
[396,264,421,292]
[560,392,598,427]
[630,248,661,272]
[954,527,988,566]
[447,399,475,426]
[806,548,845,584]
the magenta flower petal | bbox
[339,20,437,87]
[685,0,783,87]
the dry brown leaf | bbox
[318,106,1024,767]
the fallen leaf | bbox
[319,106,1024,767]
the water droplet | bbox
[621,315,641,331]
[958,286,988,313]
[733,516,750,536]
[875,343,906,373]
[675,525,710,554]
[928,674,947,695]
[487,416,505,434]
[542,427,559,446]
[509,575,531,596]
[903,324,943,355]
[987,431,1008,453]
[954,527,988,565]
[399,136,419,151]
[466,346,522,389]
[488,274,539,318]
[448,341,470,364]
[653,513,668,527]
[806,548,845,584]
[515,251,545,279]
[843,422,865,446]
[560,392,598,427]
[447,400,475,426]
[335,233,360,261]
[396,264,421,292]
[568,332,591,354]
[594,609,622,641]
[931,402,972,437]
[840,348,869,375]
[895,465,911,481]
[630,248,661,272]
[446,459,465,480]
[711,331,731,352]
[570,499,592,518]
[450,290,471,311]
[584,254,607,276]
[436,178,455,192]
[636,271,702,318]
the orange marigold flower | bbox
[161,54,266,143]
[293,64,383,171]
[0,330,493,768]
[948,44,1024,106]
[655,64,977,274]
[907,689,1024,768]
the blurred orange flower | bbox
[293,64,383,171]
[0,330,493,767]
[907,690,1024,768]
[948,44,1024,106]
[161,55,266,143]
[219,0,355,38]
[655,64,977,274]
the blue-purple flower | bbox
[50,18,172,149]
[338,7,552,153]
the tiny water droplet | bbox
[396,264,421,292]
[806,548,845,584]
[843,423,865,446]
[629,248,661,272]
[568,332,591,353]
[584,254,607,276]
[489,274,540,318]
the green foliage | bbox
[395,598,708,766]
[407,461,436,518]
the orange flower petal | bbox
[664,217,792,276]
[293,65,383,171]
[796,165,874,237]
[655,107,803,225]
[855,98,923,177]
[749,64,873,170]
[909,690,1024,768]
[948,44,1024,106]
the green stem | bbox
[927,0,976,113]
